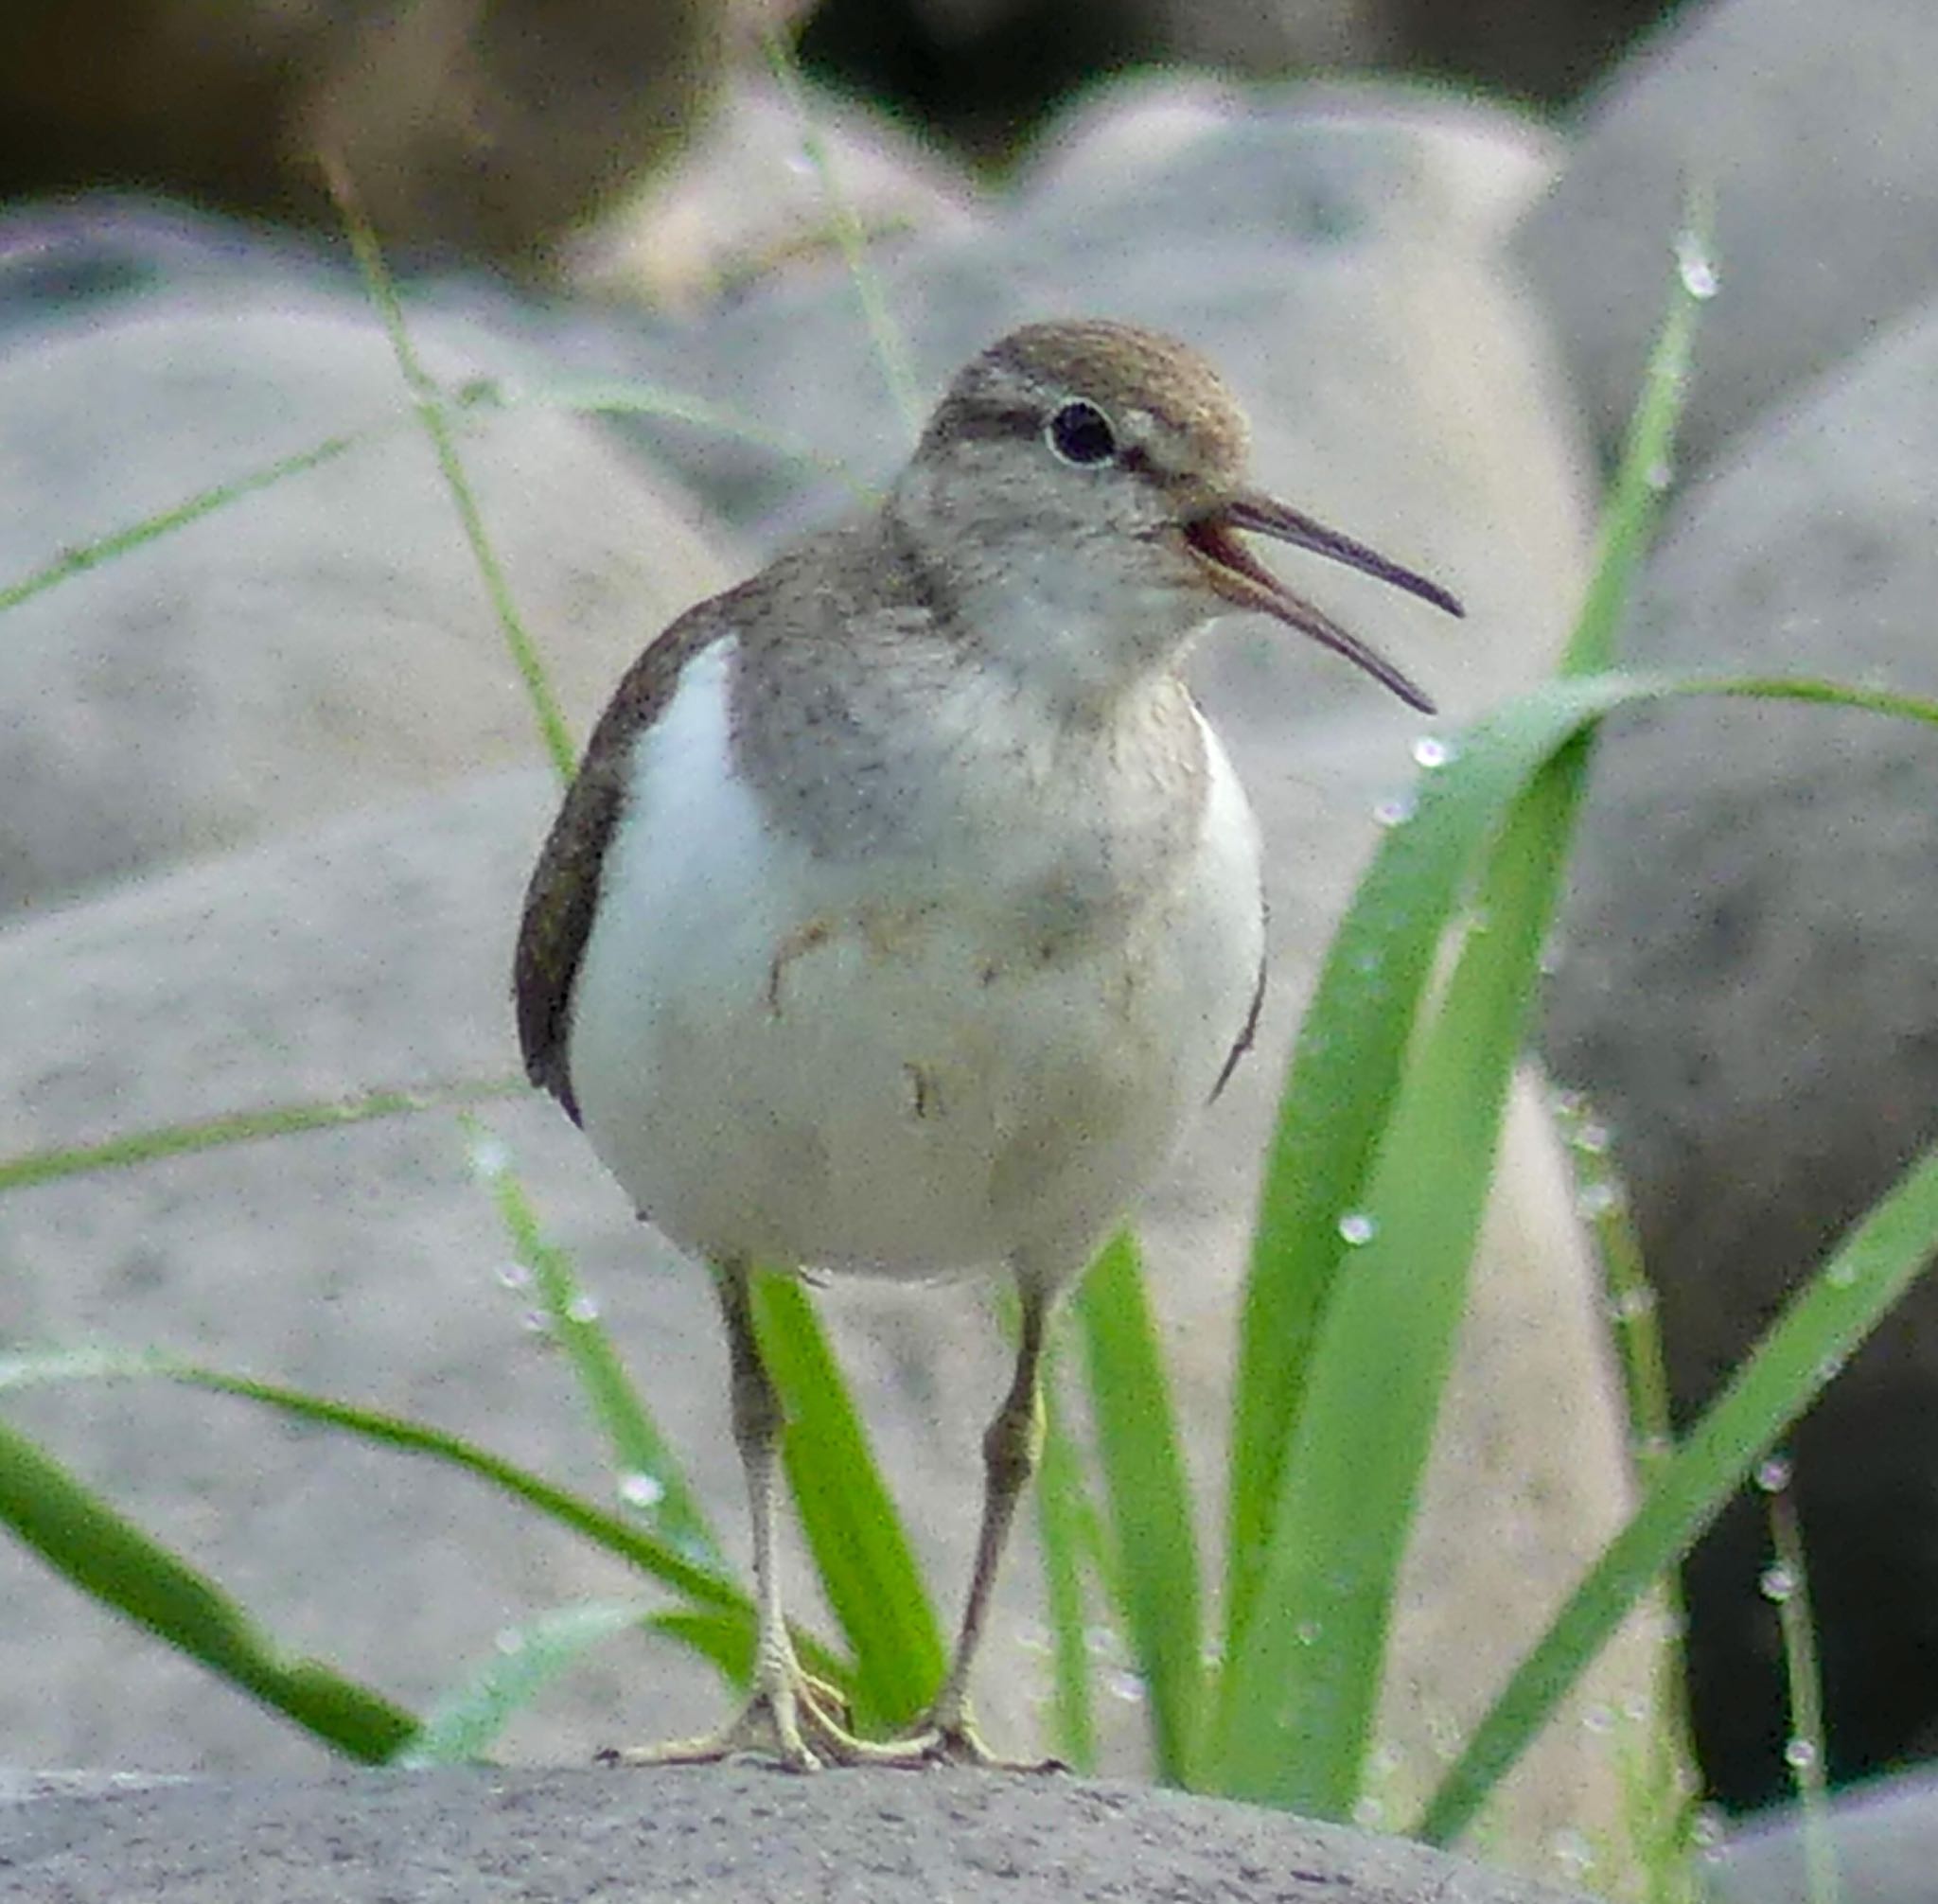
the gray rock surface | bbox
[1712,1766,1938,1904]
[0,296,731,920]
[1,82,1642,1878]
[1520,0,1938,474]
[0,1766,1595,1903]
[1545,294,1938,1804]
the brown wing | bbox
[513,599,734,1124]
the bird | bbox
[513,317,1460,1772]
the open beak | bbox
[1183,488,1461,715]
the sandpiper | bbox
[514,318,1460,1770]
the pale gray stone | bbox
[1546,296,1938,1805]
[0,297,731,919]
[1713,1767,1938,1904]
[1520,0,1938,473]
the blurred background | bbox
[5,6,1938,1899]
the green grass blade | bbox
[1208,671,1936,1813]
[0,1078,520,1196]
[1077,1232,1205,1783]
[1220,213,1713,1679]
[1033,1332,1100,1772]
[0,1349,743,1616]
[400,1600,649,1766]
[326,157,575,782]
[512,378,876,499]
[644,1607,756,1687]
[750,1274,945,1729]
[1221,675,1638,1677]
[464,1122,722,1570]
[0,1413,417,1760]
[1766,1482,1842,1904]
[1562,217,1710,679]
[1209,742,1585,1814]
[0,395,493,620]
[758,26,922,439]
[1415,1138,1938,1845]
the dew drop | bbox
[1577,1180,1622,1219]
[1372,792,1416,829]
[1410,734,1454,769]
[1083,1625,1120,1660]
[566,1291,602,1324]
[1754,1454,1792,1493]
[1644,457,1676,492]
[1573,1119,1612,1157]
[521,1310,551,1336]
[1580,1703,1613,1736]
[1826,1261,1859,1289]
[1606,1284,1657,1323]
[618,1472,665,1510]
[495,1261,533,1291]
[1784,1737,1819,1772]
[1759,1562,1797,1604]
[469,1137,510,1181]
[1337,1211,1378,1246]
[1295,1619,1323,1647]
[1674,231,1721,301]
[1105,1668,1147,1704]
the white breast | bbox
[568,638,1263,1287]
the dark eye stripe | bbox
[928,397,1162,483]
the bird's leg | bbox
[611,1261,860,1772]
[894,1276,1060,1769]
[779,1274,1061,1773]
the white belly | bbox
[568,641,1263,1285]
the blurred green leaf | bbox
[401,1601,649,1767]
[0,1413,416,1760]
[464,1122,721,1571]
[1418,1137,1938,1844]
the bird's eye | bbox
[1045,399,1119,467]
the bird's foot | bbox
[828,1702,1066,1773]
[600,1668,863,1774]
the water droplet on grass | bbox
[1337,1211,1377,1246]
[618,1472,665,1509]
[1411,735,1454,769]
[468,1137,510,1181]
[1674,231,1720,300]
